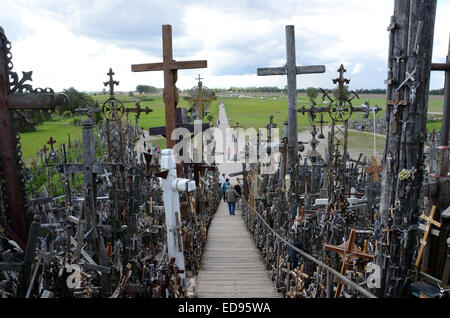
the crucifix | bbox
[323,228,373,298]
[365,156,383,183]
[0,27,68,247]
[183,74,217,121]
[131,24,207,149]
[386,91,408,134]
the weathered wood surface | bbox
[196,102,280,298]
[196,203,280,298]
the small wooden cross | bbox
[47,136,56,152]
[415,205,441,267]
[323,228,373,298]
[131,24,207,149]
[386,92,408,133]
[365,156,383,183]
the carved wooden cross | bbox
[323,228,373,298]
[183,75,217,120]
[131,24,207,148]
[365,156,383,182]
[415,205,442,267]
[0,27,68,247]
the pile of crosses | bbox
[0,26,221,298]
[240,8,450,298]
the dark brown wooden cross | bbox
[131,24,207,149]
[47,136,56,152]
[0,27,68,247]
[365,156,383,183]
[386,91,408,134]
[323,228,373,298]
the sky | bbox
[0,0,449,92]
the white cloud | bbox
[1,0,448,92]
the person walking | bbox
[225,184,240,215]
[226,147,231,161]
[234,181,242,209]
[220,173,226,186]
[221,178,230,202]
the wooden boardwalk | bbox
[196,202,280,297]
[196,101,280,298]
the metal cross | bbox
[183,76,217,120]
[323,228,374,298]
[0,27,68,247]
[395,65,417,92]
[104,68,119,98]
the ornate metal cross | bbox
[0,27,68,247]
[183,75,217,120]
[131,24,207,148]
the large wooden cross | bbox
[323,228,373,298]
[257,25,325,160]
[0,27,68,248]
[131,25,207,149]
[183,74,217,120]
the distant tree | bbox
[136,85,158,94]
[128,91,134,97]
[332,85,350,100]
[207,114,214,122]
[306,87,318,103]
[60,87,95,115]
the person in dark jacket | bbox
[225,185,240,215]
[234,181,242,209]
[221,178,230,202]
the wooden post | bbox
[377,0,437,297]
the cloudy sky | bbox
[1,0,449,92]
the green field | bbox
[20,93,444,162]
[20,118,83,163]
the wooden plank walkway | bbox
[196,202,280,298]
[196,101,280,298]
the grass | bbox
[18,93,444,161]
[20,117,82,162]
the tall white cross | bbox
[160,149,196,283]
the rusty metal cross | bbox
[0,28,68,247]
[131,24,207,148]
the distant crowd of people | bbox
[220,173,242,215]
